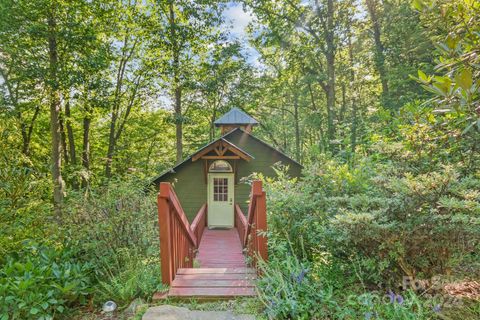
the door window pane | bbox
[213,178,228,202]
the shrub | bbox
[257,253,340,319]
[0,243,93,320]
[256,245,438,319]
[64,180,162,305]
[263,161,479,286]
[95,255,165,307]
[0,180,162,318]
[0,155,52,262]
[328,166,480,282]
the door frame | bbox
[207,172,234,228]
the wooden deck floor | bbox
[166,228,257,299]
[197,228,247,268]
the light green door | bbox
[207,173,234,228]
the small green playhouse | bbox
[152,108,302,227]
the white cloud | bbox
[223,3,254,37]
[222,2,264,68]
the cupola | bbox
[214,107,259,135]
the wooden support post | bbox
[158,183,173,285]
[251,180,262,197]
[256,190,268,263]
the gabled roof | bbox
[214,107,259,126]
[150,128,302,185]
[150,131,254,184]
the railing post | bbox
[256,188,268,263]
[158,183,173,285]
[251,180,263,197]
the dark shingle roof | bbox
[214,107,259,126]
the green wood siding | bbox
[155,129,302,222]
[159,160,206,221]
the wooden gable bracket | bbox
[192,139,253,162]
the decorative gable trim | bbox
[191,138,253,162]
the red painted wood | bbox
[158,191,173,285]
[171,279,255,287]
[168,266,257,298]
[164,183,197,247]
[158,183,198,285]
[174,273,256,280]
[166,229,256,298]
[256,190,268,263]
[168,287,256,297]
[196,229,247,268]
[234,204,247,244]
[191,204,207,244]
[177,267,255,274]
[158,181,268,299]
[241,180,268,269]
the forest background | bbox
[0,0,479,319]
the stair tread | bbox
[171,279,255,287]
[168,287,256,297]
[177,268,256,274]
[174,273,256,280]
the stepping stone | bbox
[142,305,255,320]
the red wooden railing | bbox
[158,180,267,285]
[236,180,268,269]
[158,182,198,285]
[191,204,207,245]
[234,204,247,245]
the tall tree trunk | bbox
[59,109,69,165]
[65,99,76,165]
[174,86,182,163]
[307,82,326,152]
[350,99,358,154]
[210,106,217,140]
[20,106,40,157]
[325,0,336,151]
[293,93,301,163]
[0,69,40,157]
[105,108,117,178]
[340,83,346,122]
[365,0,389,101]
[169,2,183,164]
[81,112,91,188]
[105,36,132,178]
[20,120,31,156]
[348,28,358,155]
[47,8,65,216]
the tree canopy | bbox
[0,0,479,318]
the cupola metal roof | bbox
[214,107,259,126]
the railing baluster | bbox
[158,183,199,285]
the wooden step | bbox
[168,287,256,297]
[164,267,258,299]
[174,273,256,280]
[176,268,255,274]
[172,279,255,287]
